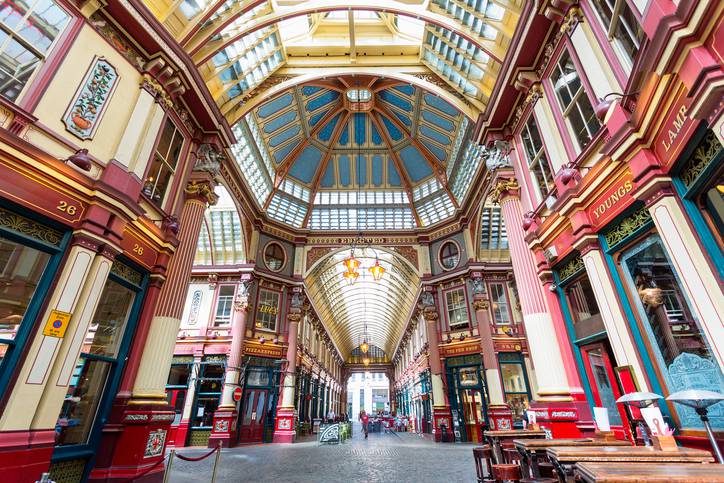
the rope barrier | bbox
[124,455,168,482]
[174,445,220,462]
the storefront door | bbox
[238,388,269,443]
[580,343,628,438]
[460,389,485,443]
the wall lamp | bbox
[594,92,639,121]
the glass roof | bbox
[306,249,420,358]
[194,186,246,266]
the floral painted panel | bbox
[63,57,119,140]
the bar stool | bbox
[472,445,495,482]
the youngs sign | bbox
[586,170,635,229]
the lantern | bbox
[368,258,385,282]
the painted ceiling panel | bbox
[258,92,293,118]
[317,112,342,143]
[288,145,322,183]
[388,158,402,186]
[263,110,298,134]
[400,145,433,182]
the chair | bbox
[491,463,558,483]
[472,445,495,482]
[503,448,522,464]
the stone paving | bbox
[166,423,479,482]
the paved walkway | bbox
[166,424,479,482]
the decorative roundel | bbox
[439,240,461,270]
[263,241,286,272]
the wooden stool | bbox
[472,445,495,482]
[492,463,557,483]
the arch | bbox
[226,70,476,126]
[191,1,505,66]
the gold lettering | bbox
[57,201,78,215]
[591,178,634,219]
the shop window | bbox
[0,0,71,101]
[590,0,644,65]
[489,283,511,325]
[480,207,508,249]
[620,234,724,429]
[564,276,601,324]
[0,235,51,367]
[254,288,280,332]
[56,277,137,446]
[142,118,184,208]
[445,287,469,330]
[213,285,235,326]
[191,357,226,429]
[439,241,460,270]
[166,359,193,425]
[520,115,555,202]
[550,49,601,151]
[263,242,286,272]
[499,353,531,422]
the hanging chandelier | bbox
[362,356,370,366]
[360,339,369,354]
[368,257,385,282]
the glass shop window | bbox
[620,234,724,429]
[445,287,469,330]
[0,235,51,368]
[143,118,184,207]
[520,115,555,203]
[0,0,71,101]
[191,358,226,428]
[166,360,193,425]
[564,275,601,324]
[56,278,136,446]
[499,353,530,422]
[590,0,644,66]
[550,49,601,151]
[489,283,512,325]
[214,285,235,326]
[254,288,280,332]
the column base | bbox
[530,399,591,438]
[208,407,238,448]
[88,396,175,483]
[432,406,453,442]
[487,405,514,431]
[271,407,296,444]
[0,429,54,482]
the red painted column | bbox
[88,173,217,482]
[209,277,251,447]
[272,291,302,443]
[471,276,513,431]
[492,173,584,437]
[421,298,452,442]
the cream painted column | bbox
[218,282,251,408]
[0,238,112,431]
[113,86,166,179]
[580,243,650,390]
[648,195,724,369]
[181,356,202,423]
[493,177,573,401]
[471,292,505,406]
[280,310,301,408]
[132,176,218,402]
[421,305,446,411]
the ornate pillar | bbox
[470,274,512,430]
[273,290,303,443]
[102,169,218,479]
[420,293,452,442]
[209,276,251,447]
[491,172,584,436]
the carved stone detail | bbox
[185,180,219,205]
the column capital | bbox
[491,177,521,204]
[472,297,489,311]
[185,178,218,205]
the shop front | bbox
[237,357,282,443]
[497,353,532,428]
[445,355,488,443]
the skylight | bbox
[346,88,372,102]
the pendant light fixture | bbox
[360,299,369,354]
[368,256,385,282]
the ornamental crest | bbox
[63,57,119,140]
[144,429,166,458]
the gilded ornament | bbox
[111,259,143,285]
[491,178,520,204]
[680,130,721,188]
[185,180,219,205]
[472,299,490,311]
[0,208,62,245]
[603,208,652,248]
[557,255,584,282]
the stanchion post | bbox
[211,442,222,483]
[162,449,175,483]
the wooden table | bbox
[575,462,724,482]
[513,438,630,478]
[483,429,547,464]
[547,446,715,482]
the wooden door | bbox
[238,389,269,443]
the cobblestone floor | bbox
[166,423,479,483]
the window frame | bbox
[488,282,513,326]
[263,241,286,272]
[443,285,471,332]
[518,112,556,204]
[438,240,461,271]
[583,0,644,77]
[0,0,80,108]
[254,286,281,333]
[543,41,602,156]
[497,352,532,420]
[141,116,187,210]
[212,284,236,327]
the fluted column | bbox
[219,281,251,408]
[420,297,452,442]
[492,177,573,401]
[132,175,218,401]
[273,291,303,443]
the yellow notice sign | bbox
[43,310,72,338]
